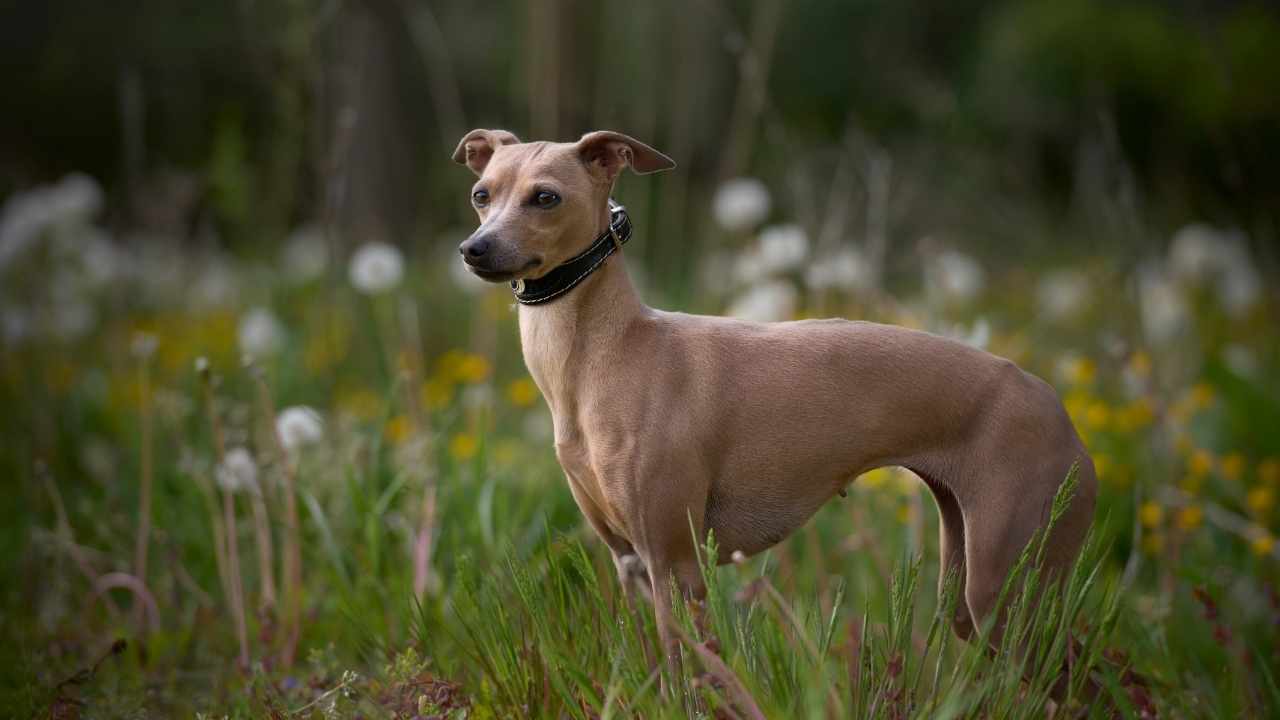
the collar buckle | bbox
[512,199,631,305]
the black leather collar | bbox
[511,200,632,305]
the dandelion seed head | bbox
[216,447,259,494]
[755,224,809,274]
[928,250,985,303]
[713,177,771,233]
[276,406,323,452]
[348,242,404,294]
[726,280,797,323]
[237,307,285,358]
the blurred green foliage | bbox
[3,0,1279,253]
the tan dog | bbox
[451,128,1097,682]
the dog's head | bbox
[450,129,674,283]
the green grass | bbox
[3,234,1279,718]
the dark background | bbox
[4,0,1278,285]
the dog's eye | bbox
[532,191,561,209]
[472,189,490,207]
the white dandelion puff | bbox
[217,447,259,494]
[805,246,874,292]
[237,307,285,358]
[726,280,798,323]
[1036,269,1091,321]
[928,250,985,303]
[1137,263,1187,345]
[756,224,809,274]
[348,242,404,294]
[276,406,324,453]
[713,177,771,233]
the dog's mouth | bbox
[464,256,542,283]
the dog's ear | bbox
[576,131,676,181]
[452,129,521,176]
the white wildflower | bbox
[805,246,874,292]
[726,280,798,322]
[1168,223,1261,316]
[348,242,404,294]
[1168,224,1222,282]
[1137,263,1186,345]
[756,224,809,274]
[1214,241,1260,316]
[282,225,328,282]
[0,173,105,270]
[45,173,104,228]
[276,406,324,452]
[238,307,285,358]
[1036,269,1090,321]
[216,447,259,494]
[713,178,771,233]
[0,190,52,269]
[928,250,985,303]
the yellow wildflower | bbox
[1176,505,1203,531]
[506,378,540,407]
[896,502,914,524]
[1116,398,1155,433]
[455,354,492,384]
[1189,383,1215,410]
[1246,487,1275,516]
[1085,402,1111,432]
[449,433,479,461]
[1258,458,1280,487]
[1251,532,1275,557]
[384,414,412,445]
[890,470,917,496]
[1180,473,1205,494]
[1064,390,1091,427]
[1139,502,1163,528]
[1128,351,1151,379]
[1092,453,1109,478]
[435,349,466,379]
[1188,449,1214,478]
[1142,532,1165,555]
[1064,357,1096,386]
[338,388,381,420]
[860,468,890,489]
[1219,453,1245,482]
[421,378,454,410]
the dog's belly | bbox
[704,472,847,558]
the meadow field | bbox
[3,1,1279,718]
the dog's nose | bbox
[459,236,491,260]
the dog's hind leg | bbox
[913,468,975,640]
[958,454,1096,700]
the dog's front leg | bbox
[646,537,708,701]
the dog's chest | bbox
[554,433,636,541]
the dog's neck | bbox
[517,212,646,421]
